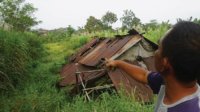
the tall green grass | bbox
[0,29,43,91]
[0,25,168,112]
[0,30,95,112]
[62,92,154,112]
[0,29,66,112]
[144,22,170,44]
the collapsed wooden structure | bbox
[59,29,158,102]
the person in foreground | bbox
[105,21,200,112]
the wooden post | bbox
[75,63,80,93]
[75,63,91,101]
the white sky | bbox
[27,0,200,30]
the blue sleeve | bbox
[147,72,163,94]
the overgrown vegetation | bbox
[0,0,40,31]
[0,23,169,111]
[144,22,171,44]
[0,29,43,91]
[0,29,90,112]
[1,1,200,111]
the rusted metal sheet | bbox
[78,38,111,66]
[59,63,105,86]
[79,36,135,66]
[143,56,156,72]
[108,68,153,102]
[59,29,157,102]
[60,63,78,86]
[69,38,103,63]
[111,35,142,60]
[127,56,156,72]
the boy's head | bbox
[157,21,200,83]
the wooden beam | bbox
[75,69,105,74]
[83,84,114,91]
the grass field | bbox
[0,26,168,112]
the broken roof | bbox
[59,29,157,102]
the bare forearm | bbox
[115,60,149,84]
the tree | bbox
[0,15,3,27]
[84,16,104,33]
[143,19,159,31]
[66,25,75,37]
[0,0,40,31]
[101,11,118,29]
[76,26,85,35]
[177,17,200,25]
[193,18,200,25]
[120,10,141,30]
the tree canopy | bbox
[84,16,104,33]
[66,25,75,37]
[120,10,141,30]
[102,11,118,29]
[0,0,40,31]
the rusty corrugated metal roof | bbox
[60,63,105,86]
[60,34,143,86]
[79,35,141,66]
[108,68,153,102]
[59,29,157,102]
[110,35,142,60]
[69,38,103,63]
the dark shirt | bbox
[147,72,200,112]
[147,72,163,94]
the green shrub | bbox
[69,36,89,49]
[62,92,154,112]
[0,28,158,112]
[0,29,43,91]
[144,22,170,44]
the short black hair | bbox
[162,21,200,83]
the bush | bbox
[0,29,43,92]
[144,22,171,44]
[0,28,157,112]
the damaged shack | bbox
[59,29,158,102]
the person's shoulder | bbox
[168,96,200,112]
[147,72,163,94]
[168,85,200,112]
[147,72,163,82]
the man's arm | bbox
[105,59,149,84]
